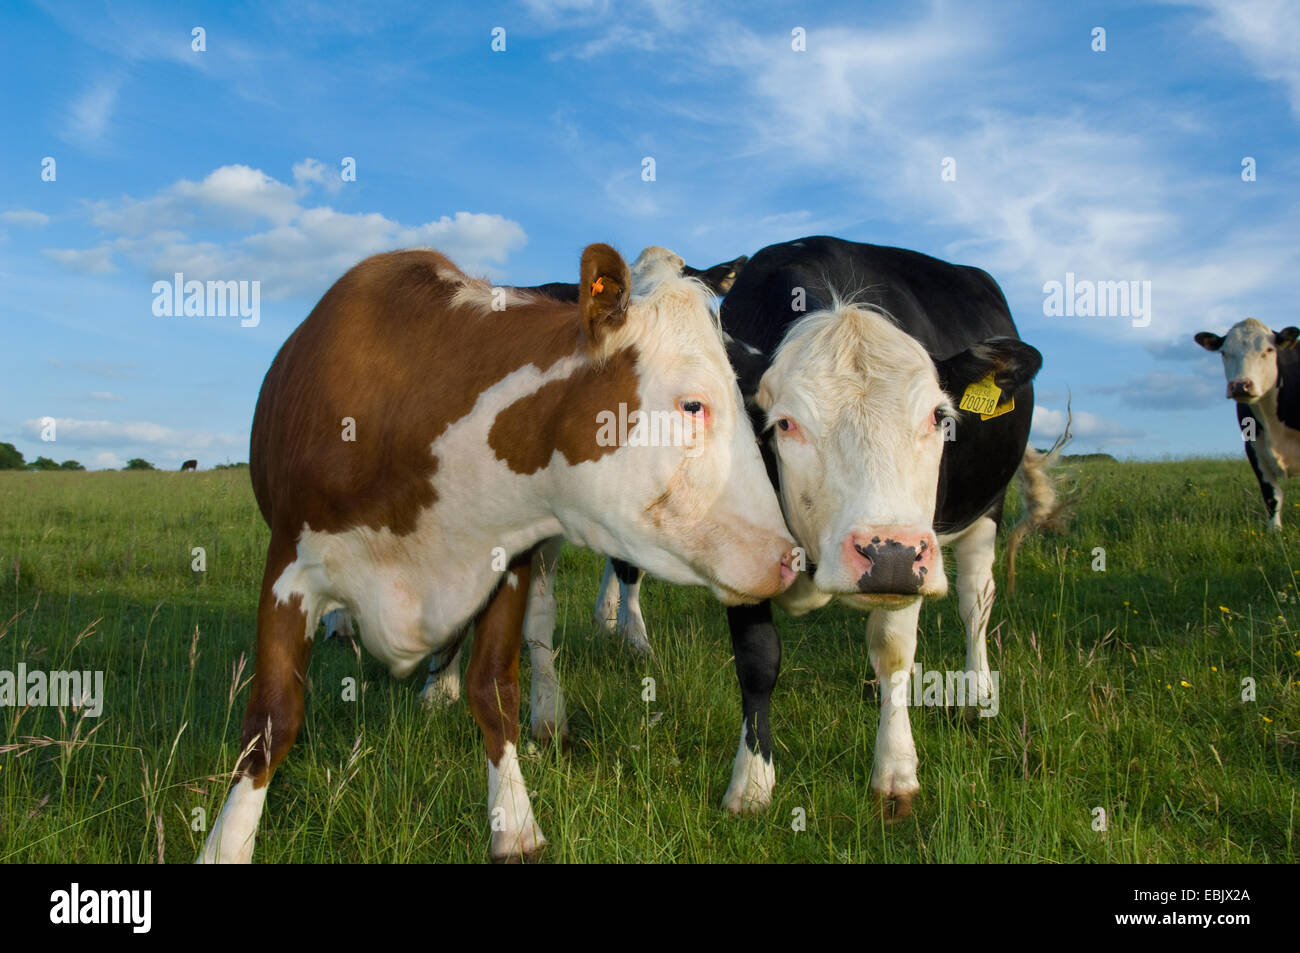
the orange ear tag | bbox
[592,277,605,295]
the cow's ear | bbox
[1275,327,1300,350]
[936,337,1042,397]
[1195,331,1225,352]
[579,243,631,347]
[716,255,748,294]
[725,335,769,400]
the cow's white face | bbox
[1196,318,1299,402]
[559,247,796,605]
[756,305,952,610]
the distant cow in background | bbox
[180,459,198,471]
[1196,318,1300,529]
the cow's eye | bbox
[678,399,706,416]
[777,418,792,432]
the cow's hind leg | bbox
[201,536,314,863]
[721,600,779,814]
[868,600,922,820]
[593,557,652,654]
[526,537,567,743]
[468,548,545,861]
[953,512,999,723]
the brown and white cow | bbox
[199,244,797,863]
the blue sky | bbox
[2,0,1298,468]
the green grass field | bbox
[0,459,1296,863]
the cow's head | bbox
[1195,318,1299,402]
[560,244,796,605]
[754,303,1039,612]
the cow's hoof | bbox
[489,835,547,864]
[722,794,770,816]
[530,719,571,752]
[874,789,915,822]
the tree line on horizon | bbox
[0,442,246,472]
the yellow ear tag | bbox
[959,373,1002,416]
[980,394,1015,421]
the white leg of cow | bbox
[868,599,922,819]
[199,775,267,864]
[616,572,652,655]
[420,641,463,708]
[526,537,567,743]
[593,559,621,632]
[488,741,545,859]
[322,608,355,642]
[954,516,998,719]
[1270,481,1284,531]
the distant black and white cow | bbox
[524,236,1058,817]
[1196,318,1300,530]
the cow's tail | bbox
[1005,405,1074,593]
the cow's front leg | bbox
[721,600,779,814]
[468,548,545,862]
[868,599,922,820]
[1267,479,1284,531]
[953,515,998,721]
[201,536,314,863]
[526,537,567,743]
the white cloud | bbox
[50,163,529,299]
[43,246,117,274]
[292,157,342,194]
[21,417,242,452]
[64,77,122,145]
[0,210,50,226]
[1032,405,1144,448]
[1176,0,1300,117]
[89,391,123,402]
[92,451,126,470]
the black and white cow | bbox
[524,236,1057,817]
[1196,318,1300,529]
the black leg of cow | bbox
[721,600,780,813]
[1240,407,1283,530]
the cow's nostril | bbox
[854,542,872,560]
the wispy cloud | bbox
[21,417,242,451]
[62,76,123,145]
[1176,0,1300,117]
[1,210,50,226]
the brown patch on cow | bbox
[250,247,632,540]
[487,347,641,474]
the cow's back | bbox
[250,250,581,540]
[720,236,1033,534]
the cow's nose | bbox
[1228,379,1254,399]
[844,529,937,594]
